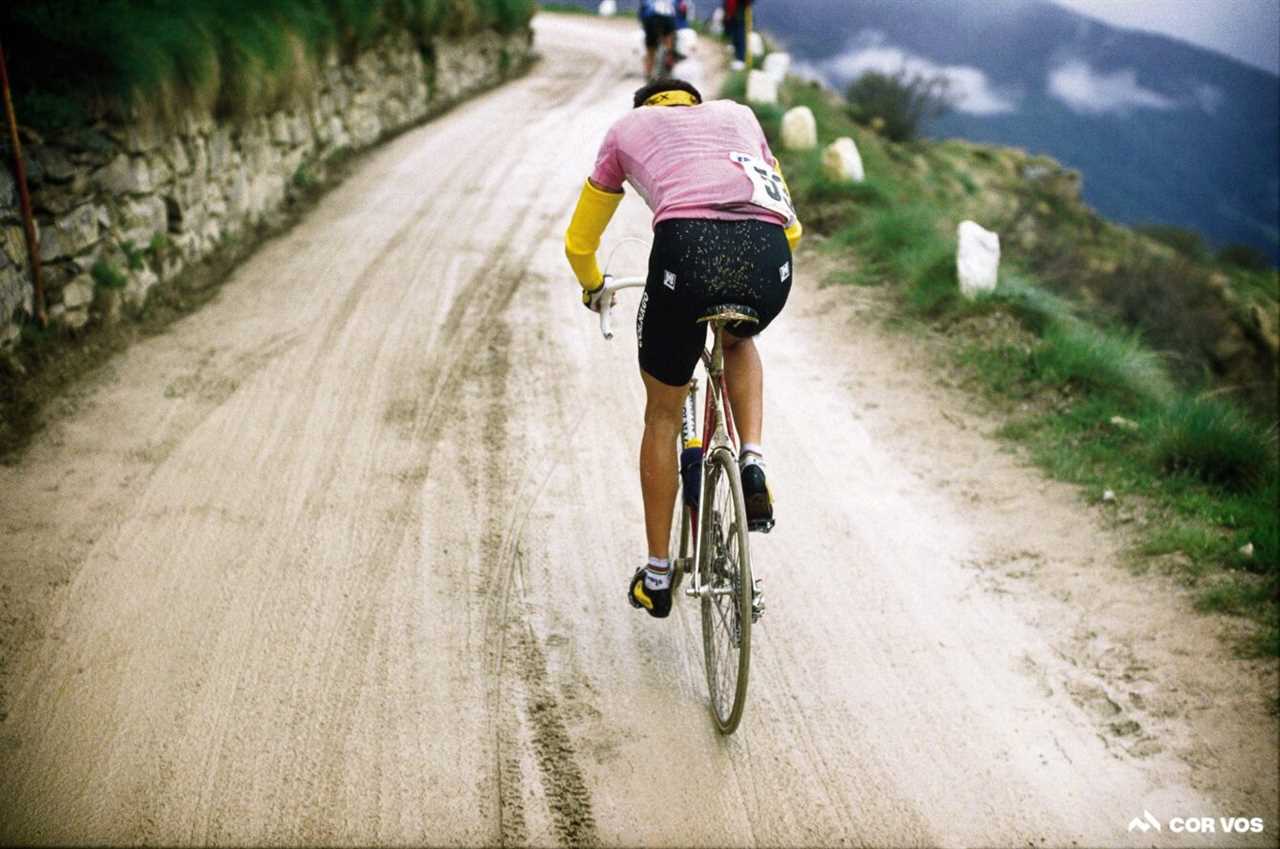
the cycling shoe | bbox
[740,463,775,533]
[628,567,672,619]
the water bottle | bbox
[680,440,702,510]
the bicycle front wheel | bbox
[698,448,752,734]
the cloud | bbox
[818,31,1020,116]
[1192,83,1224,114]
[1047,59,1176,114]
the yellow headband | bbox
[644,90,699,107]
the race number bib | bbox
[729,151,796,224]
[650,0,676,14]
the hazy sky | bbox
[1050,0,1280,74]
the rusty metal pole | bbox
[0,37,47,327]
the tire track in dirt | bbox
[472,239,602,847]
[370,141,604,842]
[203,83,579,837]
[413,48,624,847]
[176,112,521,845]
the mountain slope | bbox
[765,0,1279,262]
[536,0,1280,262]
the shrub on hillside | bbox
[844,69,952,143]
[1135,224,1211,262]
[1217,243,1273,272]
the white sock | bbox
[740,443,765,469]
[644,556,671,591]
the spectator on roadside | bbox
[723,0,752,70]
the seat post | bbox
[708,321,725,380]
[705,321,731,450]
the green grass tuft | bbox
[90,260,128,290]
[119,240,147,272]
[1152,397,1277,491]
[1034,320,1175,409]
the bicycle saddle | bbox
[697,303,759,325]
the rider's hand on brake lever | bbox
[582,275,615,314]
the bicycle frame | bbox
[683,322,739,600]
[699,327,738,459]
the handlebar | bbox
[597,275,646,340]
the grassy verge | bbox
[726,71,1280,654]
[1,0,535,130]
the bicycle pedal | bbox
[751,577,766,622]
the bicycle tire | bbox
[698,448,752,734]
[650,42,674,82]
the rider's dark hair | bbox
[633,78,703,109]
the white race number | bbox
[729,151,796,224]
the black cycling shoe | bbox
[628,568,672,619]
[740,463,775,533]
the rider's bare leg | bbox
[723,333,763,448]
[640,370,688,559]
[643,46,656,78]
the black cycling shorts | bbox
[637,218,792,387]
[643,14,676,48]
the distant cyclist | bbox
[563,79,802,619]
[638,0,681,79]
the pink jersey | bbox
[590,100,791,228]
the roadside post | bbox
[0,38,46,327]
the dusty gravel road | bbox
[1,14,1277,848]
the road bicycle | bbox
[598,275,765,734]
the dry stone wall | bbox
[0,28,532,346]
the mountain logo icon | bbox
[1128,810,1162,832]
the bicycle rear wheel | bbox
[699,448,752,734]
[650,42,674,82]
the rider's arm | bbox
[565,178,624,290]
[772,157,803,251]
[783,218,803,253]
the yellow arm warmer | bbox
[564,179,624,289]
[774,159,803,252]
[784,218,803,252]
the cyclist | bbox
[563,78,802,619]
[639,0,680,79]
